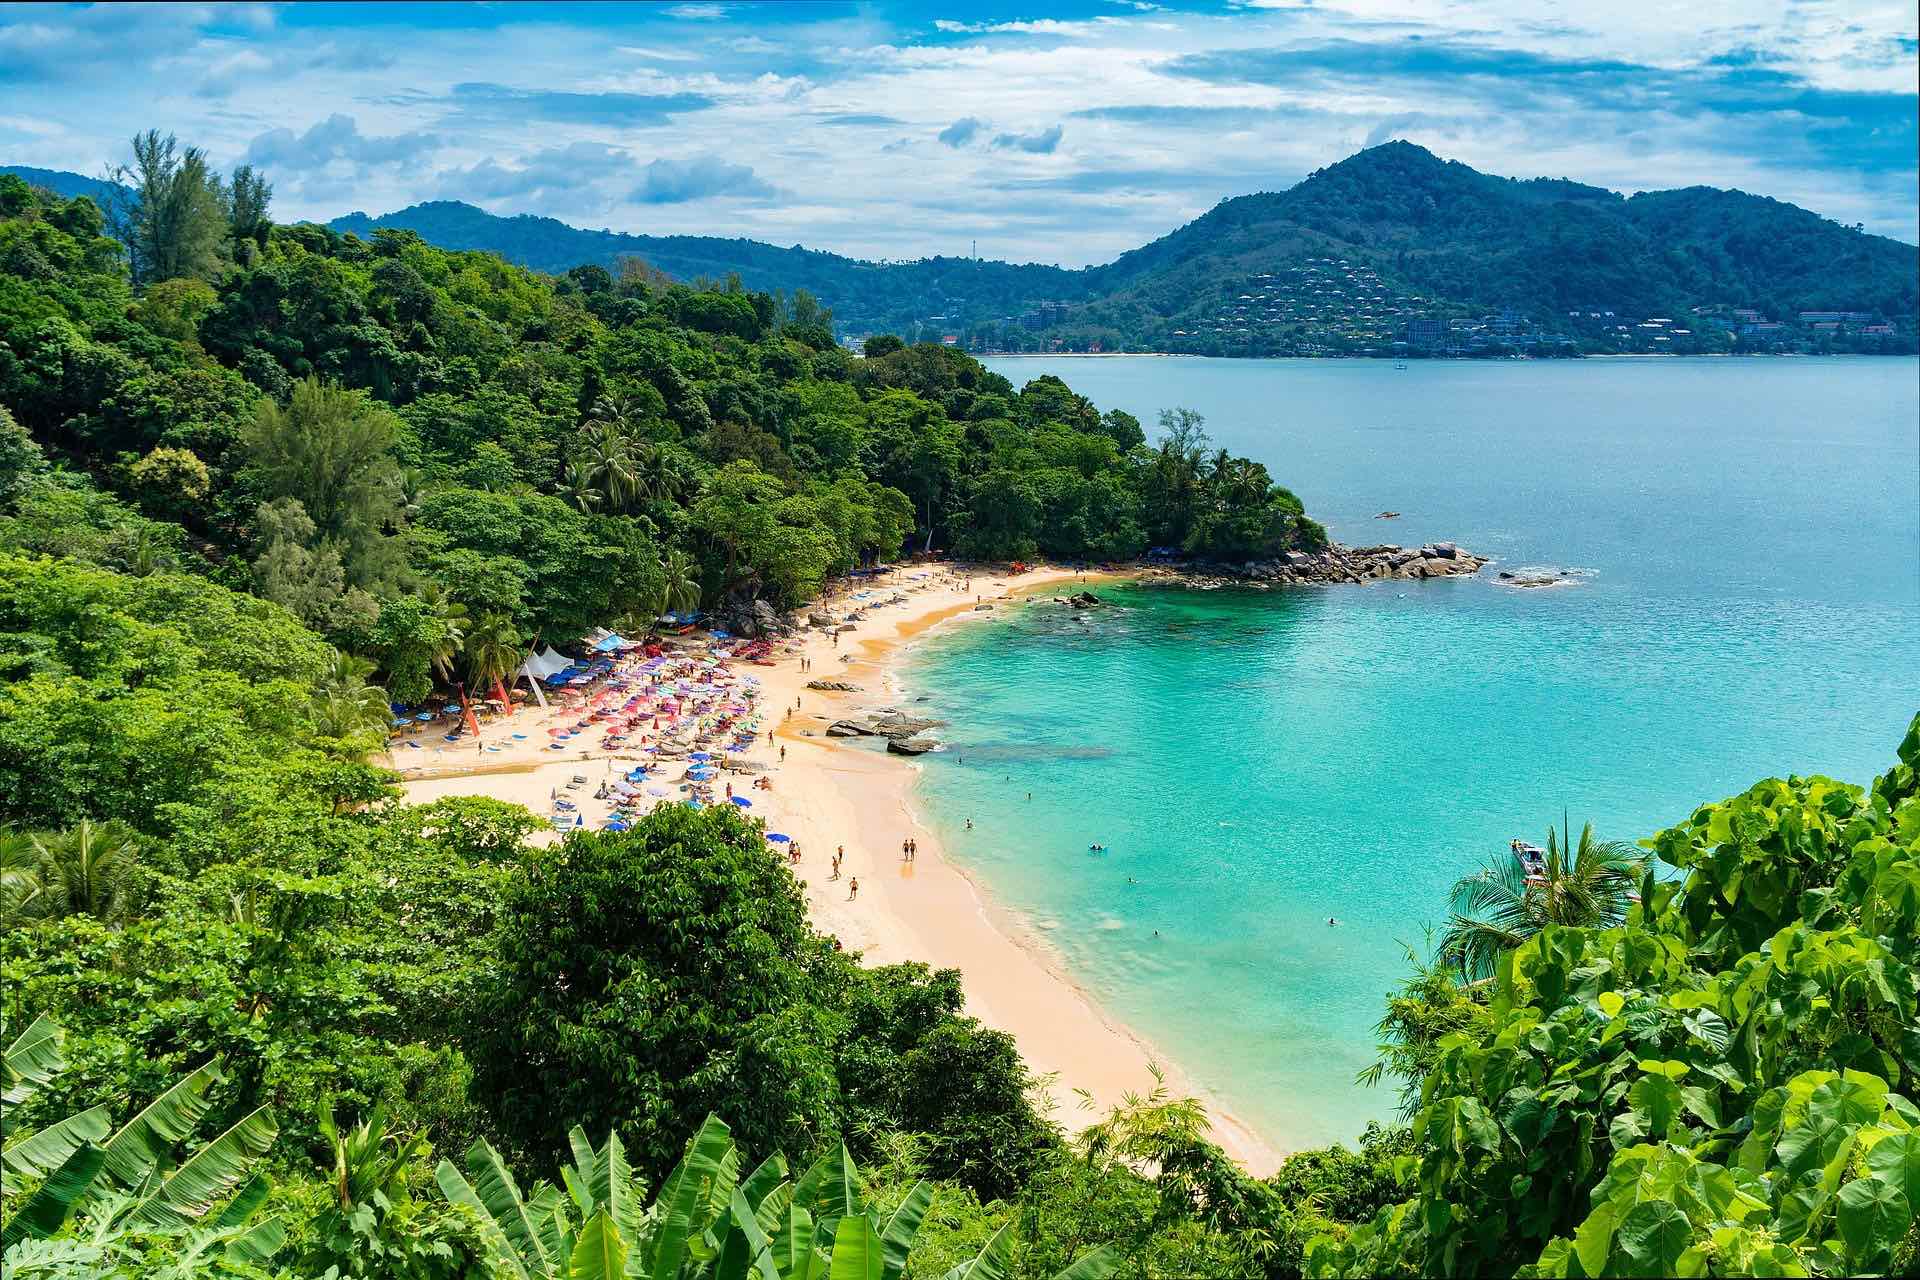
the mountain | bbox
[11,145,1915,354]
[1062,142,1918,353]
[327,200,1085,338]
[1,164,129,206]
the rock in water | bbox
[806,680,861,692]
[888,737,935,755]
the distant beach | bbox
[389,564,1283,1175]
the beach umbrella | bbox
[730,796,752,808]
[391,718,411,728]
[689,751,713,761]
[766,833,791,843]
[415,712,434,722]
[575,814,584,827]
[605,820,630,832]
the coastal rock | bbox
[973,602,994,610]
[835,623,858,633]
[806,680,861,692]
[1068,591,1104,609]
[887,737,935,755]
[807,612,833,628]
[826,720,872,737]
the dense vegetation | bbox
[15,140,1905,356]
[4,136,1916,1277]
[0,150,1320,692]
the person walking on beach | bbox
[901,837,910,860]
[848,877,859,901]
[779,745,786,762]
[908,838,917,861]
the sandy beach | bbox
[390,565,1282,1174]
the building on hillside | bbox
[1405,316,1447,348]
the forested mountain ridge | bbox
[15,144,1913,355]
[326,198,1088,338]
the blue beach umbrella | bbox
[689,752,713,761]
[605,820,630,832]
[415,712,434,722]
[766,832,791,843]
[730,796,752,807]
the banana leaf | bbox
[772,1203,820,1280]
[436,1154,531,1280]
[101,1061,223,1189]
[827,1213,884,1280]
[571,1209,628,1280]
[941,1222,1012,1280]
[793,1144,861,1247]
[125,1105,277,1228]
[876,1180,931,1280]
[1,1143,107,1248]
[1048,1245,1119,1280]
[645,1115,738,1280]
[2,1104,110,1193]
[2,1014,65,1106]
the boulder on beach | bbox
[826,720,871,737]
[806,680,861,692]
[888,737,935,755]
[973,602,994,610]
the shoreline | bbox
[390,564,1283,1174]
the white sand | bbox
[391,565,1281,1174]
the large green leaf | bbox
[876,1180,930,1280]
[942,1222,1013,1280]
[1835,1174,1909,1271]
[570,1209,628,1280]
[0,1142,106,1248]
[828,1213,884,1280]
[1865,1131,1920,1207]
[1,1014,65,1106]
[740,1152,789,1216]
[648,1115,738,1280]
[1612,1200,1692,1275]
[224,1215,288,1264]
[773,1204,818,1280]
[100,1060,223,1189]
[448,1139,555,1280]
[794,1144,861,1247]
[716,1185,779,1280]
[1047,1245,1118,1280]
[125,1105,277,1228]
[436,1153,533,1280]
[1,1104,110,1191]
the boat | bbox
[1394,361,1409,370]
[1511,839,1548,880]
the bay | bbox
[902,356,1920,1150]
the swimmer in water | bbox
[1328,917,1337,926]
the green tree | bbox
[242,378,406,591]
[467,805,844,1179]
[105,130,227,284]
[462,611,523,693]
[310,650,394,745]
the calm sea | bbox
[900,356,1920,1150]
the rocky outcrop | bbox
[806,680,862,692]
[824,709,945,741]
[714,594,788,637]
[1067,591,1104,609]
[1140,542,1489,590]
[887,737,935,755]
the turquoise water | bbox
[903,356,1920,1150]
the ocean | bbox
[901,355,1920,1150]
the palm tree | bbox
[583,425,636,510]
[416,584,468,682]
[660,548,701,618]
[585,390,646,437]
[312,650,394,743]
[462,612,523,692]
[11,820,145,926]
[563,459,603,513]
[1,831,52,929]
[1436,817,1647,980]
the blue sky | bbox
[3,1,1914,264]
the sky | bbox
[3,1,1915,266]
